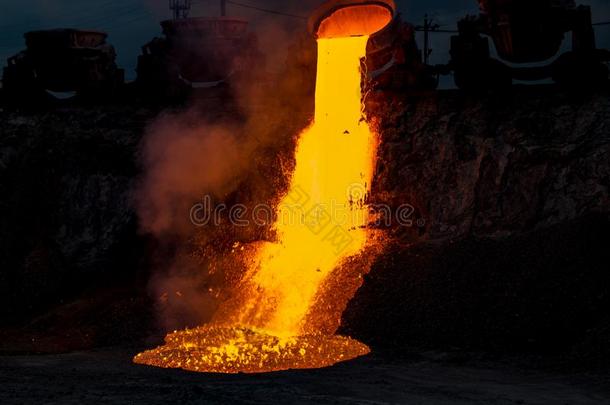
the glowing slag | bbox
[134,326,370,373]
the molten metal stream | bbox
[229,35,377,336]
[135,16,387,373]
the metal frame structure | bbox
[169,0,192,20]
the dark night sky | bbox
[1,0,609,83]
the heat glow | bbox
[135,24,385,373]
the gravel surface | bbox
[1,349,609,404]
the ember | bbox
[135,1,393,373]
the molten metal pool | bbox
[134,326,370,373]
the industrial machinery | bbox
[2,29,124,101]
[307,0,437,91]
[449,0,610,89]
[136,17,262,100]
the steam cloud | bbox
[137,116,245,236]
[134,20,317,331]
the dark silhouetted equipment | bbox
[170,0,192,20]
[136,17,261,100]
[2,29,124,102]
[449,0,610,89]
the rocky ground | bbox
[0,103,156,351]
[342,86,610,369]
[369,86,610,241]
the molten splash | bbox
[135,34,381,373]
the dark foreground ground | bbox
[1,349,609,404]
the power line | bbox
[414,28,458,33]
[223,1,307,20]
[593,21,610,26]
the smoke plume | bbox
[134,20,317,331]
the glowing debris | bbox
[134,325,370,373]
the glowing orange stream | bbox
[229,35,376,336]
[135,33,380,373]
